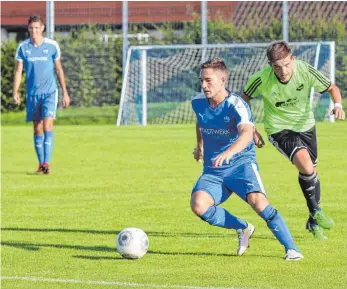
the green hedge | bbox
[1,106,119,125]
[1,40,26,112]
[2,16,346,116]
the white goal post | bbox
[117,41,335,126]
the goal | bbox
[117,42,335,126]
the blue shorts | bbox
[192,162,266,205]
[26,90,58,122]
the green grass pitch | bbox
[1,123,347,289]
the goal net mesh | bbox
[118,43,333,125]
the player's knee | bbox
[199,206,217,224]
[43,118,54,131]
[33,121,44,135]
[299,166,314,175]
[246,192,269,213]
[190,191,214,217]
[190,198,209,217]
[293,149,314,174]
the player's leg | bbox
[298,126,333,236]
[301,126,321,207]
[33,121,44,173]
[269,129,333,235]
[227,162,302,260]
[191,172,248,231]
[247,193,302,260]
[42,117,54,174]
[27,94,44,173]
[293,149,330,234]
[293,148,320,212]
[41,91,58,174]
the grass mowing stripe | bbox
[1,276,250,289]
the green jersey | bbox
[243,60,331,135]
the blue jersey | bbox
[15,38,60,96]
[191,91,256,167]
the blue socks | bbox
[34,134,44,164]
[200,205,248,230]
[200,204,299,252]
[259,205,298,251]
[43,131,54,164]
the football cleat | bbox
[306,220,328,240]
[41,162,50,175]
[35,164,44,175]
[237,223,255,256]
[284,249,304,261]
[311,209,335,230]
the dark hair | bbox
[266,41,292,63]
[200,57,228,73]
[28,15,43,25]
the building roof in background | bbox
[1,1,238,27]
[1,1,346,28]
[232,1,347,26]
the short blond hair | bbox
[200,57,228,74]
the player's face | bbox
[200,68,226,100]
[271,55,295,83]
[28,21,44,40]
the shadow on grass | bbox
[1,241,116,252]
[73,251,279,260]
[1,227,285,240]
[73,255,123,260]
[2,241,278,259]
[1,170,38,175]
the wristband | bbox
[334,103,342,109]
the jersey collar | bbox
[30,37,45,48]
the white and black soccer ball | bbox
[116,227,149,259]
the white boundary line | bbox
[1,276,249,289]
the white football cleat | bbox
[237,223,255,256]
[284,249,304,261]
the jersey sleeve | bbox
[307,63,331,93]
[231,97,254,127]
[243,72,263,99]
[15,45,24,62]
[52,41,61,61]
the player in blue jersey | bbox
[13,15,70,174]
[191,57,303,260]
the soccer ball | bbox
[116,227,149,259]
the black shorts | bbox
[268,126,318,166]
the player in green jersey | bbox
[241,41,345,240]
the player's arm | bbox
[241,92,265,148]
[213,123,254,167]
[193,122,204,162]
[55,59,70,108]
[308,63,345,120]
[327,84,345,120]
[13,61,23,105]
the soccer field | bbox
[1,123,347,289]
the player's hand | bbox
[193,146,203,163]
[13,93,21,105]
[213,150,234,167]
[330,106,345,120]
[62,92,70,108]
[254,129,265,148]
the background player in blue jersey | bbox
[191,57,303,260]
[13,15,70,174]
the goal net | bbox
[117,42,335,126]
